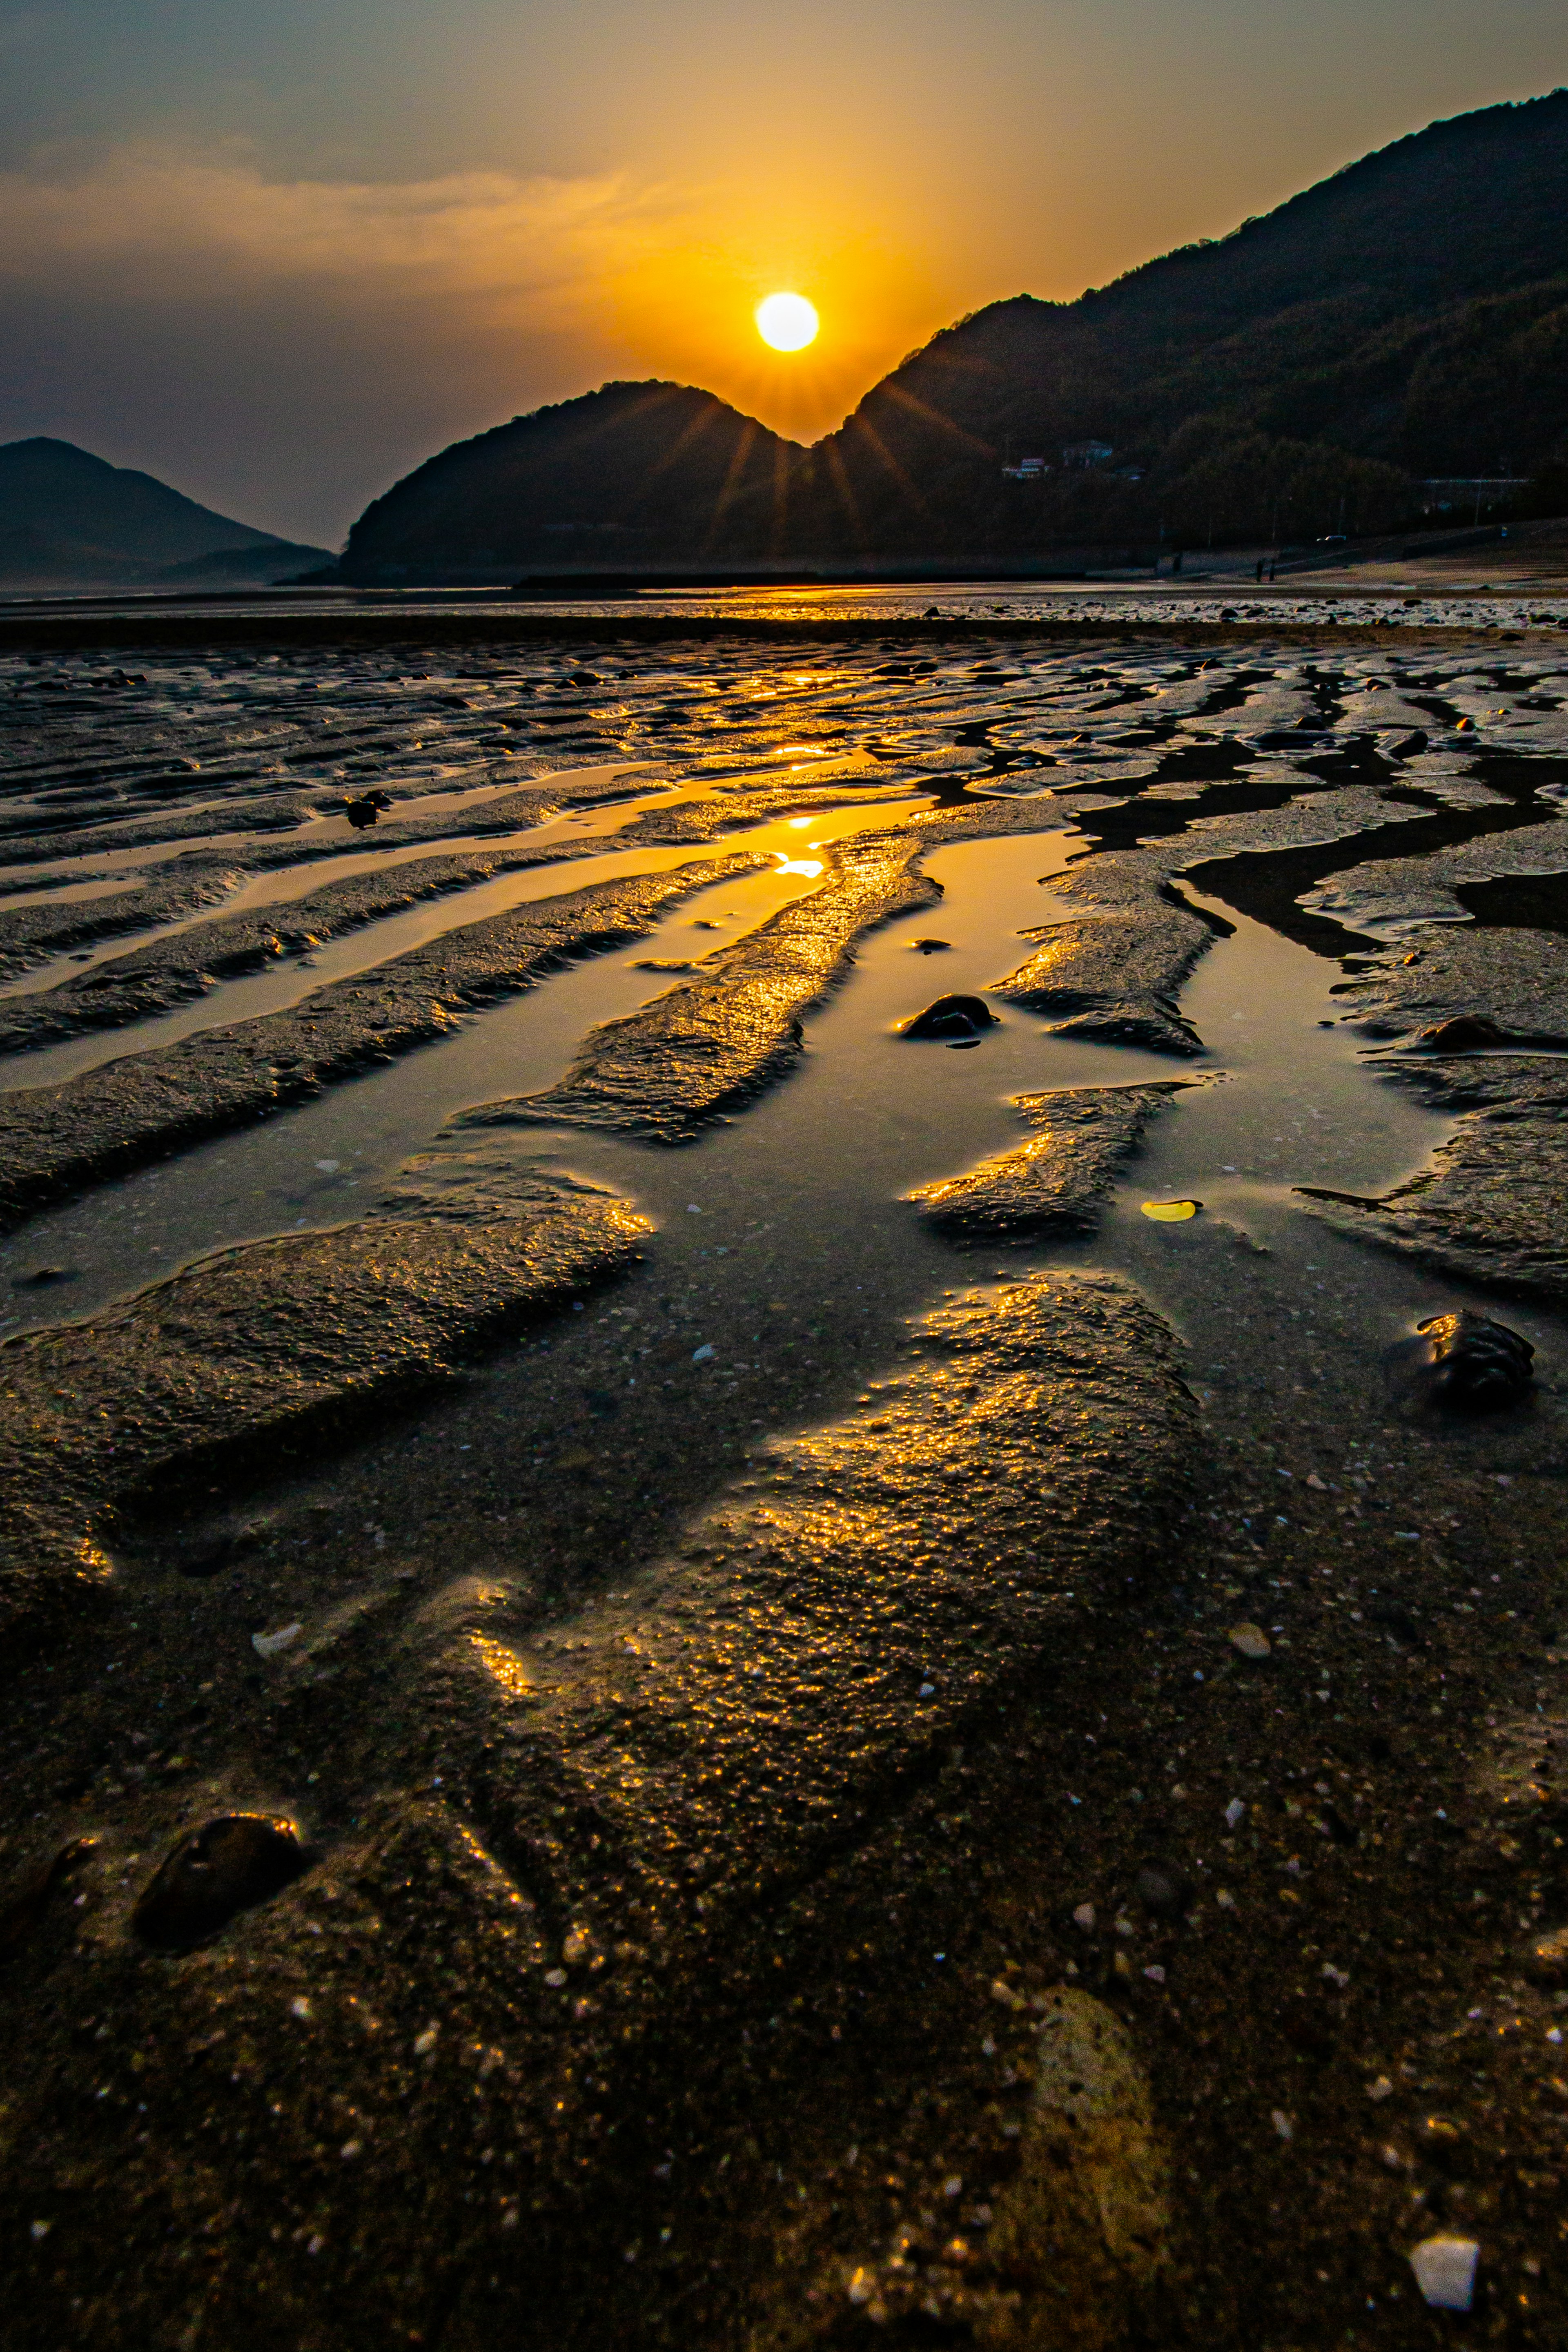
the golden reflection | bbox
[1140,1199,1202,1222]
[773,854,826,877]
[469,1631,534,1700]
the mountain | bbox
[343,89,1568,579]
[0,439,330,591]
[342,382,793,583]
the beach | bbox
[3,600,1568,2348]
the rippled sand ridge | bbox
[5,607,1568,2351]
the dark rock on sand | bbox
[133,1814,307,1949]
[900,992,998,1041]
[1418,1015,1511,1052]
[910,936,951,954]
[909,1083,1192,1240]
[1401,1309,1535,1411]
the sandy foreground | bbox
[2,611,1568,2349]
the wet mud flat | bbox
[4,622,1568,2350]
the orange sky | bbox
[0,0,1562,536]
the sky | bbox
[0,0,1562,547]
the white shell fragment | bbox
[1410,2234,1479,2311]
[251,1622,303,1659]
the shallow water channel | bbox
[6,816,1559,1452]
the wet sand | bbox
[3,616,1568,2350]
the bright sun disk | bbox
[755,292,819,351]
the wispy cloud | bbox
[0,144,702,314]
[0,141,937,539]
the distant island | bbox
[0,439,330,593]
[341,89,1568,584]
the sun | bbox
[755,292,819,352]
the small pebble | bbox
[1228,1623,1271,1659]
[1523,1925,1568,1986]
[1134,1863,1188,1919]
[1410,2234,1479,2312]
[900,994,997,1043]
[1072,1902,1096,1930]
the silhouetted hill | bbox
[342,383,794,583]
[0,440,329,590]
[781,89,1568,554]
[344,89,1568,577]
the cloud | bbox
[0,143,699,317]
[0,143,943,540]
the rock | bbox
[910,938,951,954]
[15,1266,75,1287]
[1228,1622,1271,1659]
[1415,2115,1467,2172]
[1140,1198,1201,1223]
[132,1814,308,1950]
[1410,2234,1479,2312]
[343,796,383,829]
[1133,1863,1189,1919]
[1408,1309,1535,1411]
[1523,1924,1568,1986]
[900,994,998,1043]
[1418,1014,1508,1051]
[982,1987,1172,2350]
